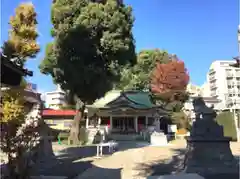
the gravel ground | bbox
[75,140,240,179]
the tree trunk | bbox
[68,102,85,145]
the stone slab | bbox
[147,173,205,179]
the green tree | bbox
[39,0,136,144]
[116,49,170,91]
[2,2,40,66]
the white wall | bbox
[45,88,66,109]
[207,61,240,109]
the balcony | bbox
[226,72,234,77]
[210,83,217,89]
[227,81,235,86]
[209,75,216,81]
[236,72,240,77]
[228,89,236,94]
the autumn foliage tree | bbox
[2,2,40,66]
[150,57,190,128]
[1,2,40,178]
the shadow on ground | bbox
[135,148,239,179]
[134,148,186,178]
[31,145,115,179]
[78,165,122,179]
[116,141,149,152]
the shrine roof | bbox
[87,90,158,110]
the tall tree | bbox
[1,3,40,178]
[116,49,170,91]
[150,57,190,129]
[2,2,40,66]
[150,57,190,111]
[39,0,136,144]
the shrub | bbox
[171,111,191,130]
[216,111,237,141]
[58,132,69,141]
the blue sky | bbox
[1,0,239,94]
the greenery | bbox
[115,49,169,91]
[39,0,136,144]
[171,111,191,130]
[0,3,40,178]
[116,49,190,129]
[216,111,238,141]
[39,0,136,103]
[2,2,40,66]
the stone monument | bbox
[150,114,168,146]
[183,97,239,175]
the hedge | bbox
[216,111,237,141]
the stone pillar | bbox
[134,116,138,133]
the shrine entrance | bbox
[112,117,135,133]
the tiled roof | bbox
[88,90,158,109]
[42,109,77,116]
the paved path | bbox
[75,140,240,179]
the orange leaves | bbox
[150,59,189,95]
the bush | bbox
[171,111,191,130]
[58,132,69,141]
[216,111,237,141]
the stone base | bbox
[147,173,204,179]
[150,132,168,146]
[184,139,239,175]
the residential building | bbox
[207,60,240,110]
[186,83,201,96]
[45,85,66,109]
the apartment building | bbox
[45,85,66,109]
[207,61,240,110]
[184,83,223,121]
